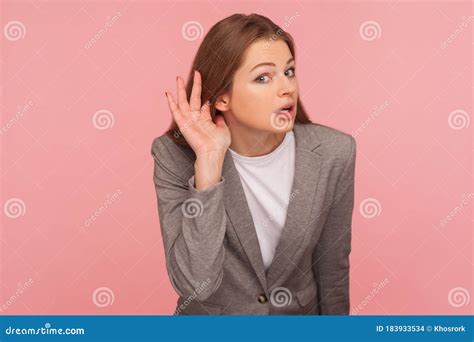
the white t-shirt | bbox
[229,130,296,270]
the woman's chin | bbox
[269,112,295,132]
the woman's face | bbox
[218,39,298,133]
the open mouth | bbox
[276,105,295,117]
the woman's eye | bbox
[255,68,295,83]
[285,67,296,77]
[255,74,270,83]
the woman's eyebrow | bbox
[250,57,295,72]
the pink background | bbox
[1,0,472,315]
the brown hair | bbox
[166,13,313,146]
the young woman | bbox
[152,13,356,315]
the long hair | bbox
[166,13,312,146]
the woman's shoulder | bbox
[152,130,194,154]
[301,122,353,144]
[298,122,356,163]
[151,132,196,177]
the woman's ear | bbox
[214,93,230,112]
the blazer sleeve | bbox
[312,135,356,315]
[151,138,227,302]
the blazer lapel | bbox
[222,150,268,291]
[222,123,323,291]
[265,124,323,288]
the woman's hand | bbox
[165,70,231,157]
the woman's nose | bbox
[277,76,296,96]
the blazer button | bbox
[257,294,268,304]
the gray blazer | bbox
[151,122,356,315]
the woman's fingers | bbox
[176,76,190,112]
[189,70,202,111]
[165,92,184,127]
[199,100,212,120]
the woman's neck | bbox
[228,122,287,157]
